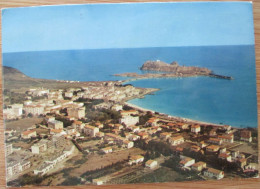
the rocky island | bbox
[114,60,233,80]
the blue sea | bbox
[3,45,258,128]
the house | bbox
[123,140,134,149]
[145,160,158,169]
[50,129,64,135]
[191,161,207,172]
[218,153,232,162]
[48,120,64,130]
[160,132,171,140]
[128,155,144,165]
[127,125,140,133]
[111,104,123,111]
[21,130,37,139]
[168,135,184,146]
[206,145,220,152]
[190,145,201,152]
[101,147,113,154]
[67,106,85,119]
[180,157,195,167]
[170,122,189,130]
[92,178,104,185]
[84,125,99,137]
[209,129,217,137]
[95,122,104,129]
[129,134,140,141]
[72,120,85,132]
[203,168,224,180]
[145,117,159,127]
[218,134,234,143]
[208,138,223,145]
[191,125,201,133]
[137,132,149,139]
[240,130,252,142]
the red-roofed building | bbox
[204,168,224,180]
[218,153,232,162]
[191,161,206,172]
[21,130,37,139]
[206,145,220,152]
[168,135,184,146]
[218,134,234,143]
[208,137,223,145]
[240,130,252,142]
[180,157,195,167]
[191,125,200,133]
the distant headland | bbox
[114,60,233,80]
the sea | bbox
[2,45,258,128]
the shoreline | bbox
[124,102,249,130]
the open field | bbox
[5,117,43,131]
[70,147,145,177]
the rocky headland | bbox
[114,60,233,80]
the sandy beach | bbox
[124,101,236,128]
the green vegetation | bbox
[86,109,121,122]
[8,174,47,186]
[60,176,82,186]
[135,140,173,156]
[4,90,27,105]
[75,98,104,109]
[138,112,153,125]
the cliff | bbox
[140,60,212,75]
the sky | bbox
[2,2,255,53]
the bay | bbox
[3,45,258,127]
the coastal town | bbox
[4,77,258,186]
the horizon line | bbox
[2,44,255,54]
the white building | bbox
[204,168,224,180]
[191,125,201,133]
[145,160,158,169]
[67,106,85,119]
[24,105,44,116]
[84,125,99,137]
[48,120,64,130]
[168,135,185,146]
[128,155,144,165]
[119,116,139,126]
[180,156,195,167]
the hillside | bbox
[2,66,90,90]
